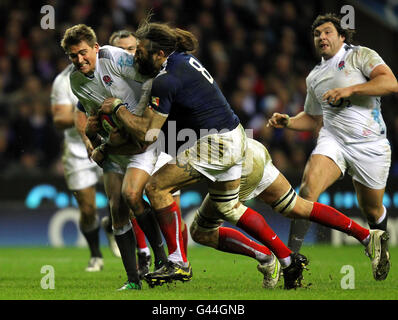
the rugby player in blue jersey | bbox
[99,21,308,289]
[99,21,387,289]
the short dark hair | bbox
[311,13,355,44]
[108,30,136,46]
[61,24,97,52]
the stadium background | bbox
[0,0,397,249]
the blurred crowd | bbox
[0,0,397,179]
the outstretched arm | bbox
[268,111,323,132]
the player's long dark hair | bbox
[135,19,198,55]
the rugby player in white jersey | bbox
[268,13,398,281]
[107,29,189,277]
[106,29,151,278]
[190,137,390,288]
[61,24,168,290]
[51,64,121,272]
[109,30,188,274]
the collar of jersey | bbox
[321,43,347,66]
[161,51,175,70]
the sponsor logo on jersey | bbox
[103,75,113,86]
[338,60,345,70]
[151,96,160,107]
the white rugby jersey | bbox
[51,64,95,172]
[70,45,149,124]
[304,44,387,144]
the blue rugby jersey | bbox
[148,51,240,139]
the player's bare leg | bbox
[288,154,341,252]
[144,161,202,285]
[104,172,141,289]
[353,181,387,230]
[189,198,281,288]
[73,185,103,272]
[354,181,390,280]
[122,167,167,276]
[259,172,389,281]
[205,178,307,289]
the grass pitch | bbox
[0,245,397,300]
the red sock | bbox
[310,202,369,242]
[237,208,291,259]
[182,224,188,257]
[218,227,272,261]
[131,218,147,250]
[156,202,187,263]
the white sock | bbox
[113,221,132,236]
[279,255,292,268]
[361,234,370,246]
[376,206,387,225]
[138,247,151,256]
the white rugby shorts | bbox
[193,138,280,231]
[103,142,158,175]
[239,138,280,202]
[65,165,102,191]
[62,141,102,191]
[312,128,391,189]
[150,151,180,196]
[176,124,247,182]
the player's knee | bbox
[298,183,311,199]
[145,178,170,203]
[189,221,217,247]
[189,222,203,244]
[145,178,160,200]
[122,187,143,212]
[298,181,320,202]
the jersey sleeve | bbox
[102,45,145,82]
[51,73,74,106]
[148,73,181,116]
[356,46,386,78]
[115,51,137,79]
[303,86,323,116]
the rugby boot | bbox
[117,280,142,291]
[365,229,390,281]
[283,253,308,290]
[145,260,192,286]
[257,253,281,289]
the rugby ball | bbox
[100,114,122,134]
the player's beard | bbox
[136,55,159,77]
